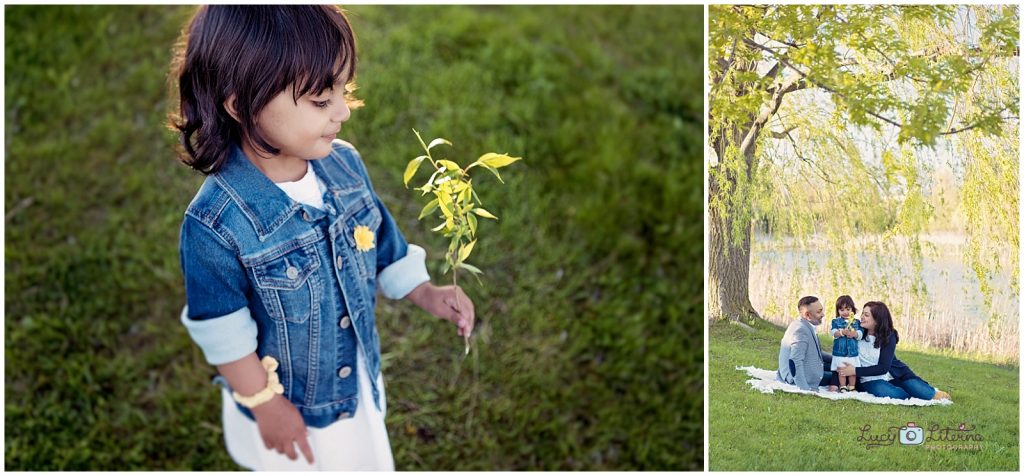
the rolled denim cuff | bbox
[377,243,431,300]
[180,305,259,365]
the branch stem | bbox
[452,264,470,355]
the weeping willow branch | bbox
[742,37,1017,138]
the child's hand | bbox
[251,394,315,464]
[408,282,476,337]
[842,329,857,338]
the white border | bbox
[702,4,711,472]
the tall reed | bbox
[751,234,1018,364]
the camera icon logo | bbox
[899,422,924,445]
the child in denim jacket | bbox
[830,295,862,392]
[169,6,474,470]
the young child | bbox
[829,295,862,392]
[168,6,474,470]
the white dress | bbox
[219,161,395,471]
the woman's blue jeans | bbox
[858,377,936,400]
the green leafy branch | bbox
[404,129,521,353]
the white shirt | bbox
[274,161,326,210]
[857,335,893,383]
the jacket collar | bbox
[213,143,303,241]
[213,142,369,241]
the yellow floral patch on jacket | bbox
[354,225,375,252]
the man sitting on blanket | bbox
[777,295,843,392]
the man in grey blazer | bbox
[777,296,839,391]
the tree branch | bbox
[940,110,1017,135]
[742,36,1013,137]
[748,26,1018,95]
[762,60,782,82]
[783,128,838,186]
[712,37,739,87]
[738,72,804,158]
[768,126,798,139]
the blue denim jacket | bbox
[178,140,430,428]
[830,317,863,357]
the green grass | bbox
[709,318,1019,471]
[4,5,702,470]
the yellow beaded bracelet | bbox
[231,355,285,409]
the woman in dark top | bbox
[836,301,952,401]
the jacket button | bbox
[337,411,352,420]
[338,366,352,379]
[303,211,312,221]
[339,316,351,329]
[286,266,299,279]
[336,255,344,269]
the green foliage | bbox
[4,4,702,470]
[708,5,1019,335]
[405,129,521,354]
[710,320,1019,471]
[405,129,521,278]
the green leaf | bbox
[426,167,445,188]
[473,152,522,169]
[437,159,462,173]
[431,221,446,232]
[458,185,472,204]
[479,163,504,183]
[437,192,455,218]
[427,137,452,150]
[457,261,484,275]
[403,155,428,187]
[440,260,451,275]
[452,227,465,251]
[473,207,498,219]
[468,213,478,236]
[418,198,439,220]
[458,239,476,263]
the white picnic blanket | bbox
[736,366,952,406]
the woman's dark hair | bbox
[862,301,898,349]
[835,295,857,317]
[167,5,362,174]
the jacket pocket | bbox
[249,244,321,324]
[343,196,382,280]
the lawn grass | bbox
[4,5,702,470]
[709,318,1019,471]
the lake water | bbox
[751,240,1017,324]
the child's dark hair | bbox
[167,5,363,174]
[835,295,857,317]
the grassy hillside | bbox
[709,318,1018,471]
[4,5,702,470]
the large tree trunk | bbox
[707,55,800,323]
[707,164,759,323]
